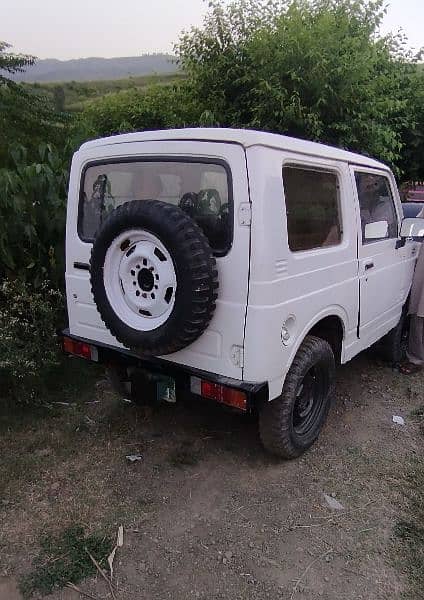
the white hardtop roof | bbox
[79,128,387,170]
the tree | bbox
[177,0,423,176]
[0,40,35,78]
[0,42,65,167]
[397,67,424,181]
[0,43,71,284]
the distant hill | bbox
[11,54,178,83]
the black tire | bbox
[90,200,218,356]
[259,336,335,459]
[379,308,409,365]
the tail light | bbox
[191,377,247,411]
[62,336,98,361]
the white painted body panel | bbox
[242,146,417,398]
[243,147,359,398]
[65,128,418,401]
[78,128,385,170]
[66,140,250,379]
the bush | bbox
[0,279,63,403]
[81,83,199,137]
[0,143,68,287]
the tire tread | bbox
[90,199,219,356]
[259,336,335,459]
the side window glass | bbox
[282,166,342,252]
[355,172,398,243]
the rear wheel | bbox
[259,336,335,459]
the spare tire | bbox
[90,199,218,356]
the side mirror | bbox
[400,218,424,238]
[364,220,388,240]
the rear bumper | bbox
[59,328,268,411]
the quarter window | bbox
[282,166,342,252]
[354,172,398,243]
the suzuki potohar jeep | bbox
[62,128,424,458]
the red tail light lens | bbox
[191,377,247,411]
[62,337,96,361]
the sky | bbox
[1,0,423,61]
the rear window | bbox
[79,159,232,255]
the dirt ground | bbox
[0,351,422,600]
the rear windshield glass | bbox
[79,160,232,254]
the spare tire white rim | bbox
[103,229,177,331]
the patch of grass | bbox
[394,513,424,598]
[137,494,156,510]
[345,446,365,460]
[0,361,103,501]
[26,72,185,111]
[0,360,101,431]
[0,453,43,491]
[168,442,200,468]
[410,404,424,419]
[394,520,424,544]
[393,408,424,599]
[20,525,113,598]
[45,358,103,403]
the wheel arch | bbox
[265,309,346,402]
[308,315,345,365]
[286,308,347,374]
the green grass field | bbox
[25,71,185,111]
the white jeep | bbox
[62,128,424,458]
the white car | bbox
[62,128,424,458]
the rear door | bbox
[66,140,250,379]
[351,167,416,346]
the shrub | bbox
[0,279,63,403]
[81,82,199,137]
[0,143,68,287]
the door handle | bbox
[365,261,374,271]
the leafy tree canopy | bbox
[0,44,70,284]
[177,0,424,175]
[0,42,66,168]
[0,40,35,78]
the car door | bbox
[351,166,413,346]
